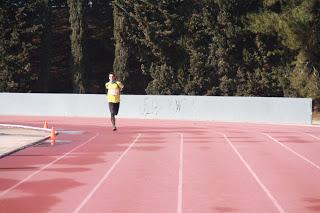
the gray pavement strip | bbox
[57,130,84,135]
[0,126,51,158]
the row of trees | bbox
[1,0,320,106]
[0,0,114,93]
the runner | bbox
[105,73,124,131]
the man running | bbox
[105,73,124,131]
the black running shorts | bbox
[109,102,120,115]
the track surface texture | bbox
[0,116,320,213]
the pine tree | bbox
[113,0,149,94]
[247,0,320,101]
[85,0,114,93]
[183,0,247,96]
[38,0,52,92]
[68,0,86,93]
[112,2,129,83]
[0,1,46,92]
[114,0,190,95]
[183,1,217,95]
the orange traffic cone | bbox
[43,121,48,129]
[50,127,56,146]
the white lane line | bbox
[0,133,99,197]
[305,133,320,142]
[177,133,184,213]
[263,133,320,170]
[73,133,142,213]
[0,124,51,132]
[221,133,286,213]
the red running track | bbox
[0,116,320,213]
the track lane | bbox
[223,131,320,213]
[0,121,140,212]
[1,116,320,212]
[183,131,279,213]
[75,132,182,213]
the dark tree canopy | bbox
[1,0,319,106]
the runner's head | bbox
[109,73,116,82]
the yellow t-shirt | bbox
[105,81,124,103]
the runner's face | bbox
[109,74,115,81]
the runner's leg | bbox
[109,103,116,130]
[112,103,120,131]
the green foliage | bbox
[113,0,252,96]
[112,0,153,94]
[183,3,217,95]
[247,0,313,50]
[68,0,86,93]
[0,1,46,92]
[1,0,319,106]
[112,0,189,94]
[236,34,291,97]
[85,0,114,65]
[290,50,320,103]
[246,0,320,102]
[290,62,320,100]
[146,63,184,95]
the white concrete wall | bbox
[0,93,312,124]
